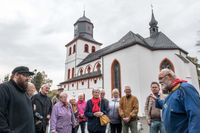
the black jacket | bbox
[0,80,35,133]
[84,98,109,132]
[32,92,52,132]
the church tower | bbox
[149,9,159,37]
[64,12,102,81]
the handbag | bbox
[100,114,110,126]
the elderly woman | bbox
[84,88,109,133]
[77,93,87,133]
[50,92,76,133]
[69,96,79,133]
[108,89,122,133]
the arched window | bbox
[160,58,175,72]
[87,66,91,73]
[111,60,121,97]
[96,63,101,72]
[73,45,76,53]
[84,44,89,53]
[69,47,72,55]
[72,68,74,78]
[92,46,96,53]
[68,69,70,79]
[80,69,83,75]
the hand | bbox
[94,112,103,117]
[147,119,151,126]
[123,117,130,123]
[47,114,50,119]
[51,129,56,133]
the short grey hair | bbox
[92,88,100,93]
[112,88,119,94]
[160,68,176,79]
[60,92,68,98]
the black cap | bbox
[12,66,34,76]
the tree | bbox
[2,74,9,82]
[31,71,53,92]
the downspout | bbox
[102,56,104,89]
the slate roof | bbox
[77,31,188,66]
[74,15,92,25]
[145,32,188,53]
[60,71,102,84]
[77,31,151,66]
[65,35,102,47]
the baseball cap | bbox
[12,66,34,76]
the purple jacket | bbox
[50,101,76,133]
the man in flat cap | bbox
[0,66,35,133]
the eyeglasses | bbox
[158,74,169,81]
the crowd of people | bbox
[0,66,200,133]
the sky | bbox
[0,0,200,89]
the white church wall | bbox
[76,39,101,65]
[103,44,152,116]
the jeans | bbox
[122,120,138,133]
[150,120,165,133]
[110,123,122,133]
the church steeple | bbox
[74,11,94,39]
[149,7,159,37]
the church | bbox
[59,10,199,115]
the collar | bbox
[10,80,26,93]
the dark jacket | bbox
[32,92,52,132]
[0,80,35,133]
[84,98,109,132]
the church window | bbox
[87,66,91,73]
[111,60,121,97]
[82,81,84,85]
[72,68,74,78]
[92,46,96,53]
[68,69,70,79]
[96,63,101,72]
[80,69,83,75]
[72,84,74,87]
[84,44,89,53]
[69,47,72,55]
[160,58,175,72]
[73,45,76,53]
[94,79,97,84]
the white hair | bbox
[160,68,176,78]
[112,88,119,94]
[60,92,68,98]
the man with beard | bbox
[156,68,200,133]
[119,86,139,133]
[32,84,52,133]
[0,66,35,133]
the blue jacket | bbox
[108,98,121,124]
[156,82,200,133]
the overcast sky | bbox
[0,0,200,88]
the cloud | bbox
[0,0,200,86]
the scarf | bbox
[91,97,101,113]
[170,78,187,92]
[77,100,86,115]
